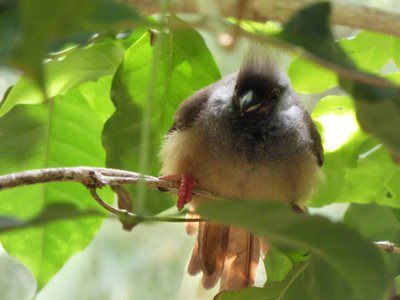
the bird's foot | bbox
[159,174,195,210]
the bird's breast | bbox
[159,127,320,205]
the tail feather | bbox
[220,227,260,291]
[188,222,261,291]
[187,222,204,275]
[199,222,229,276]
[185,210,199,236]
[260,238,270,259]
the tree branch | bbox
[0,166,215,200]
[0,167,209,225]
[2,167,400,254]
[128,0,400,38]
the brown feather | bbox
[304,112,324,166]
[187,222,204,275]
[202,224,229,289]
[187,220,230,289]
[199,222,229,276]
[260,238,270,259]
[220,227,260,291]
[185,210,200,236]
[168,86,210,133]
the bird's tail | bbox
[186,213,265,291]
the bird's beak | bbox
[239,91,261,115]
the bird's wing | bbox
[304,112,324,166]
[168,87,210,133]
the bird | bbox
[159,48,324,292]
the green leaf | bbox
[5,0,142,88]
[0,203,104,233]
[344,203,400,276]
[279,3,354,69]
[311,95,400,207]
[103,20,221,214]
[198,200,391,300]
[340,31,392,73]
[288,58,337,94]
[219,260,352,300]
[1,40,124,117]
[288,30,391,94]
[355,93,400,154]
[87,0,143,31]
[0,77,115,288]
[391,38,400,70]
[264,248,293,283]
[0,2,21,65]
[278,2,400,154]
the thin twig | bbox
[88,187,123,215]
[374,241,400,255]
[88,187,204,223]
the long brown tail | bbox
[186,218,261,291]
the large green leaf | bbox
[278,2,400,153]
[0,203,105,233]
[391,38,400,70]
[340,31,392,73]
[1,40,124,117]
[6,0,141,88]
[0,77,114,288]
[288,58,337,94]
[102,20,221,214]
[198,200,391,300]
[310,95,400,207]
[344,203,400,276]
[288,30,392,94]
[0,2,21,65]
[218,260,355,300]
[264,248,293,283]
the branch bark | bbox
[374,241,400,255]
[128,0,400,37]
[0,166,215,199]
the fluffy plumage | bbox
[159,50,323,291]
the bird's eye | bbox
[270,88,281,101]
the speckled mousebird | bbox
[159,48,324,291]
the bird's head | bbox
[233,50,288,117]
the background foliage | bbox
[1,0,400,299]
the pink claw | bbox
[160,174,194,210]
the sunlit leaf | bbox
[0,77,114,288]
[6,0,142,89]
[288,58,337,94]
[0,203,104,233]
[391,38,400,70]
[1,41,124,117]
[278,2,400,153]
[340,31,392,73]
[311,95,400,207]
[103,19,221,214]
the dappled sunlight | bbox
[315,112,359,152]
